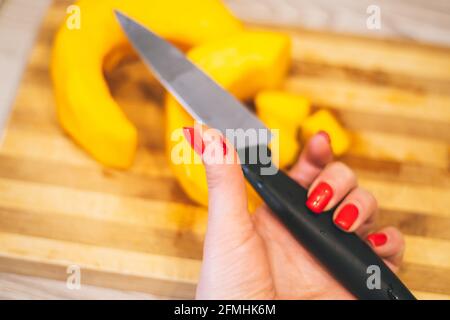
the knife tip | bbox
[113,10,128,25]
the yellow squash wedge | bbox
[51,0,242,168]
[301,109,351,156]
[255,90,311,168]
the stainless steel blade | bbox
[115,11,271,150]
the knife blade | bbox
[115,11,270,152]
[116,11,415,300]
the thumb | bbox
[182,126,254,247]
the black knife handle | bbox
[240,146,415,300]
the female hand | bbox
[184,128,405,299]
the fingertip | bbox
[333,203,359,232]
[183,126,205,156]
[305,131,334,167]
[366,227,405,270]
[333,188,378,234]
[367,227,404,249]
[306,162,357,213]
[367,232,388,247]
[289,132,334,187]
[317,130,331,144]
[201,127,234,168]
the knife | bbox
[115,11,416,300]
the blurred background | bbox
[1,0,449,135]
[0,0,449,299]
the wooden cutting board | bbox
[0,0,449,299]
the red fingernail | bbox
[334,204,359,230]
[367,233,387,247]
[220,137,228,156]
[317,130,331,144]
[183,127,204,155]
[306,182,333,213]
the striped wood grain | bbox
[0,0,449,299]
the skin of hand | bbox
[184,128,405,300]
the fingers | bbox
[182,126,254,247]
[187,126,275,299]
[366,227,405,272]
[333,187,378,235]
[306,161,357,213]
[306,161,378,237]
[295,135,404,272]
[289,131,333,188]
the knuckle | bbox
[358,187,378,210]
[328,161,357,185]
[205,167,225,189]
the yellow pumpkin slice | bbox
[51,0,242,167]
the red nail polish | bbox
[306,182,333,213]
[334,204,359,230]
[183,127,204,155]
[367,233,387,247]
[317,130,331,144]
[220,137,228,156]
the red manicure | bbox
[183,127,204,155]
[317,130,331,144]
[306,182,333,214]
[183,127,227,156]
[334,204,359,230]
[367,233,387,247]
[220,137,228,156]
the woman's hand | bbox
[185,128,405,299]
